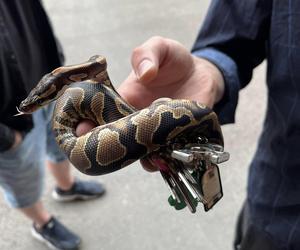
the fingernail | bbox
[136,59,154,79]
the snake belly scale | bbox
[19,55,223,176]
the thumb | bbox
[131,36,167,83]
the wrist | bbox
[192,56,225,105]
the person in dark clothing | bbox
[0,1,105,250]
[115,0,300,249]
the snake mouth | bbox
[17,102,37,115]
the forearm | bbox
[191,0,271,124]
[192,0,271,87]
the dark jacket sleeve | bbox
[191,0,272,124]
[0,0,62,136]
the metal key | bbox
[151,139,229,213]
[151,156,198,213]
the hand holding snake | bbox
[118,37,225,171]
[18,37,225,176]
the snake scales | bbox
[19,55,224,175]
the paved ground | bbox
[0,1,267,249]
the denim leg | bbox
[0,110,46,208]
[44,103,68,164]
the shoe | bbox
[52,179,105,202]
[31,217,81,250]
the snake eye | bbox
[36,99,43,105]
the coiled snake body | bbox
[19,55,223,175]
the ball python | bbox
[19,55,223,176]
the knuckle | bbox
[149,35,164,43]
[131,46,144,64]
[148,36,167,47]
[132,46,143,57]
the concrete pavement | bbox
[0,1,267,249]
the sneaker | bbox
[31,217,81,250]
[52,179,105,202]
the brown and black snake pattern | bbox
[19,55,224,176]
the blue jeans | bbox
[0,103,67,208]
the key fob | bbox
[201,164,223,211]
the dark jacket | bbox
[192,0,300,248]
[0,0,63,151]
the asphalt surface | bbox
[0,1,267,249]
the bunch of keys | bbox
[150,137,230,213]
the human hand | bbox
[11,130,23,149]
[76,120,96,136]
[117,36,225,171]
[118,36,225,109]
[76,36,225,171]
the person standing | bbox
[116,0,300,249]
[0,1,105,249]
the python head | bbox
[18,73,58,114]
[18,55,108,115]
